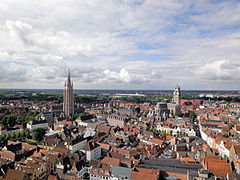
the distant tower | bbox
[172,84,181,106]
[63,69,74,118]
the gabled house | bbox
[82,141,101,161]
[229,145,240,173]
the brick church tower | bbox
[172,84,181,106]
[63,70,74,118]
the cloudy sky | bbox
[0,0,240,90]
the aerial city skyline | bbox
[1,1,240,179]
[0,1,240,90]
[1,67,240,179]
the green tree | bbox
[32,128,46,142]
[8,115,17,127]
[189,111,197,121]
[25,130,30,138]
[162,130,166,136]
[145,110,150,116]
[175,112,182,117]
[5,134,11,141]
[129,136,136,143]
[20,130,25,137]
[0,135,5,142]
[24,107,29,112]
[1,116,8,126]
[177,131,180,137]
[1,114,17,127]
[25,113,35,123]
[16,131,21,138]
[135,107,141,114]
[4,109,10,115]
[179,132,183,137]
[11,133,16,139]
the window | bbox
[94,169,98,173]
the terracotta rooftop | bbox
[101,157,120,166]
[204,156,231,177]
[5,169,27,180]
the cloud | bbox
[0,51,9,61]
[103,68,131,83]
[6,20,33,45]
[100,68,155,85]
[195,60,240,81]
[6,20,86,56]
[0,63,27,82]
[0,0,240,89]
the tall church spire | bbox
[172,84,181,106]
[66,69,71,86]
[63,69,74,118]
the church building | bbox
[63,70,74,118]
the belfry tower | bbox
[63,70,74,118]
[172,84,181,106]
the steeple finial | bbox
[68,68,70,78]
[67,68,71,86]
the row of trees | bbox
[0,129,30,142]
[149,128,189,137]
[0,91,114,105]
[200,96,240,103]
[172,111,197,120]
[0,92,63,103]
[0,111,36,128]
[75,95,111,104]
[0,128,46,143]
[117,96,162,104]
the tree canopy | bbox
[32,128,46,142]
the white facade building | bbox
[27,120,48,131]
[82,141,101,161]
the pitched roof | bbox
[131,171,158,180]
[205,156,231,177]
[47,175,59,180]
[90,166,111,177]
[101,157,120,166]
[150,138,164,146]
[97,142,110,150]
[233,145,240,156]
[96,124,111,133]
[0,150,15,161]
[181,157,196,163]
[83,141,100,151]
[111,166,131,179]
[5,169,27,180]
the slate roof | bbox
[111,166,131,179]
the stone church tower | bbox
[63,70,74,118]
[172,84,181,106]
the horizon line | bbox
[0,88,239,92]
